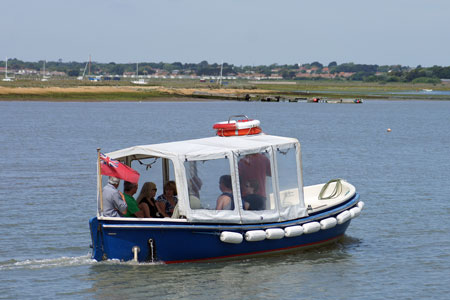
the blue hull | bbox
[90,194,359,263]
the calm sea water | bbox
[0,99,449,299]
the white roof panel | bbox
[107,134,299,161]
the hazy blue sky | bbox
[2,0,449,66]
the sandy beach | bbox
[0,85,273,101]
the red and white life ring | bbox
[216,126,262,137]
[213,119,260,131]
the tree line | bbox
[2,58,450,83]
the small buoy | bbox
[387,128,391,132]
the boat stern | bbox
[89,217,105,261]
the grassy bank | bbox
[1,79,449,101]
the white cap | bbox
[108,176,120,185]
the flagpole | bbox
[97,148,103,216]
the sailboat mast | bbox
[4,57,7,79]
[83,61,88,77]
[219,61,223,86]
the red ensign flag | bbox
[100,153,140,184]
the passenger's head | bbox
[108,176,120,186]
[219,175,232,190]
[139,182,157,200]
[124,181,138,195]
[163,181,177,197]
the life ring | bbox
[213,119,260,131]
[216,126,262,137]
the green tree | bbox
[280,69,296,79]
[311,61,323,68]
[328,61,337,68]
[67,69,80,77]
[110,65,125,75]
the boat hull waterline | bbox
[90,194,360,263]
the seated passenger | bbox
[123,181,150,218]
[155,181,178,217]
[242,180,266,210]
[136,182,161,218]
[216,175,234,210]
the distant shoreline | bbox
[1,81,449,101]
[0,96,216,102]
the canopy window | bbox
[275,144,306,220]
[234,147,280,224]
[237,152,273,211]
[130,157,176,192]
[185,158,236,211]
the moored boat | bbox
[89,116,363,263]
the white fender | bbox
[284,225,304,237]
[265,228,285,240]
[302,222,321,234]
[357,201,365,210]
[349,206,361,218]
[220,231,243,244]
[320,217,337,230]
[336,210,351,224]
[245,230,266,242]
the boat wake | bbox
[0,254,167,271]
[0,254,96,271]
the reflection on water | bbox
[84,236,359,299]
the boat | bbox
[422,89,433,92]
[131,78,147,85]
[89,115,363,263]
[131,62,147,85]
[2,57,14,82]
[41,60,49,81]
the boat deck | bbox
[304,180,356,214]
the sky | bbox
[2,0,450,67]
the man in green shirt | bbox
[123,181,150,218]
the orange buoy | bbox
[213,119,260,131]
[216,126,262,137]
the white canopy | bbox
[107,134,300,161]
[105,133,307,224]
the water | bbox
[0,100,449,299]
